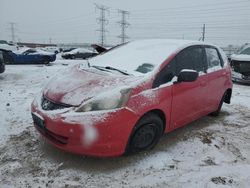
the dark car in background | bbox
[0,50,5,73]
[5,48,56,64]
[230,44,250,84]
[61,48,98,59]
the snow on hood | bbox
[43,65,143,106]
[35,49,55,56]
[14,48,55,56]
[231,54,250,62]
[63,48,93,55]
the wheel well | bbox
[44,56,50,61]
[140,109,166,133]
[224,88,232,104]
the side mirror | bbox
[177,69,198,83]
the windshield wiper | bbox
[91,65,130,75]
[105,66,130,75]
[91,65,111,73]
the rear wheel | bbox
[210,92,226,116]
[126,113,163,154]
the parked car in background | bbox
[230,44,250,84]
[0,50,5,73]
[61,48,98,59]
[31,39,232,157]
[0,40,18,51]
[62,48,76,53]
[43,46,61,54]
[5,48,56,64]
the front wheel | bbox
[126,113,164,154]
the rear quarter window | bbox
[205,48,223,70]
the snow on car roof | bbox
[13,47,31,54]
[89,39,214,75]
[72,48,93,53]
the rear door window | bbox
[176,46,205,74]
[205,48,222,68]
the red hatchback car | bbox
[31,39,232,157]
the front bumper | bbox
[31,99,140,157]
[232,71,250,84]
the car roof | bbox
[130,39,217,51]
[89,39,221,75]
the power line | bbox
[130,0,250,12]
[117,9,130,44]
[95,4,109,46]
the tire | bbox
[210,92,226,116]
[43,57,50,65]
[126,113,164,154]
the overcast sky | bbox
[0,0,250,46]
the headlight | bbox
[75,88,131,112]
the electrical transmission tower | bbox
[117,9,130,44]
[201,24,206,41]
[198,24,206,41]
[95,4,109,46]
[9,22,17,43]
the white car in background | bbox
[0,40,18,51]
[230,44,250,84]
[42,46,61,54]
[61,48,98,59]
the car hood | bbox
[43,65,143,106]
[35,50,55,56]
[231,54,250,62]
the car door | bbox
[170,46,207,129]
[204,47,226,112]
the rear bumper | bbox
[31,99,140,157]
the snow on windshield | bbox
[240,47,250,55]
[89,39,191,74]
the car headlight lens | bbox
[75,88,131,112]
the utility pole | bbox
[95,4,109,46]
[117,9,130,44]
[9,22,17,43]
[202,24,206,41]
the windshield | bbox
[88,40,183,75]
[240,47,250,55]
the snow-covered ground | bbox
[0,60,250,188]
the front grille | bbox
[231,60,250,76]
[41,96,72,111]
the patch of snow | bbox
[207,65,222,73]
[231,54,250,62]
